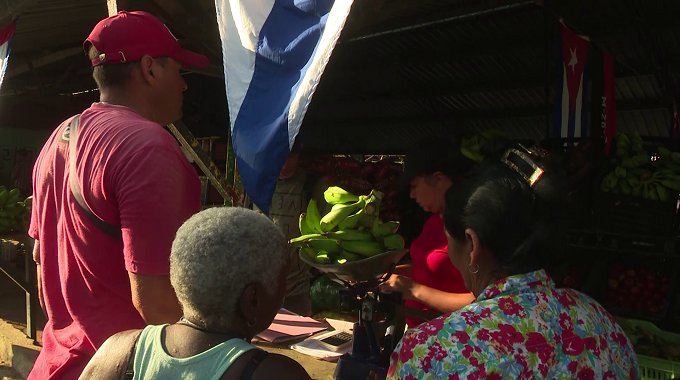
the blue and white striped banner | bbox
[0,20,16,90]
[215,0,353,214]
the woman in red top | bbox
[381,137,476,327]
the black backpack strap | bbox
[67,115,123,242]
[123,331,142,380]
[240,350,269,380]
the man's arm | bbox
[128,273,182,325]
[32,240,46,317]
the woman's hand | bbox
[380,274,417,299]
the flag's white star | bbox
[568,47,578,73]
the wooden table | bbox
[253,337,338,380]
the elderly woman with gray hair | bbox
[80,207,312,380]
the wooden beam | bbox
[5,47,82,78]
[107,0,118,16]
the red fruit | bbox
[608,279,620,290]
[626,269,637,276]
[660,275,669,284]
[630,286,641,295]
[645,273,656,283]
[624,278,636,287]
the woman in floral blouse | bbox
[388,145,639,379]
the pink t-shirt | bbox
[28,103,201,379]
[405,214,469,327]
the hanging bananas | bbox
[0,188,31,234]
[290,186,404,265]
[602,132,680,202]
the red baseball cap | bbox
[84,10,209,68]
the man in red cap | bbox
[28,11,209,379]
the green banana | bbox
[656,184,669,202]
[0,188,8,206]
[383,234,405,250]
[339,250,363,262]
[358,214,376,228]
[614,166,627,178]
[306,199,324,233]
[324,230,375,241]
[460,146,483,163]
[289,234,325,247]
[371,217,382,239]
[307,238,341,253]
[6,188,20,204]
[621,158,639,169]
[379,221,400,236]
[300,247,319,262]
[632,184,642,197]
[333,257,348,265]
[319,198,365,232]
[672,152,680,164]
[660,179,680,191]
[606,173,619,189]
[658,147,672,159]
[625,174,640,187]
[601,177,611,192]
[363,190,383,217]
[340,240,383,257]
[315,253,332,264]
[649,186,659,201]
[299,214,315,235]
[337,208,365,230]
[23,196,32,209]
[324,186,360,205]
[331,204,348,211]
[620,180,632,195]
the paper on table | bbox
[256,308,328,344]
[290,328,353,361]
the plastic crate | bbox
[639,355,679,379]
[593,191,680,237]
[585,253,678,322]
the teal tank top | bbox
[133,324,259,380]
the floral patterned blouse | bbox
[388,269,639,379]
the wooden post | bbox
[107,0,117,16]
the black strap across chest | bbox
[66,115,123,241]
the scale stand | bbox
[332,278,405,380]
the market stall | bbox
[1,0,680,378]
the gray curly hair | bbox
[170,207,288,331]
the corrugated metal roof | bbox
[298,0,680,152]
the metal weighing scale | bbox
[302,249,440,380]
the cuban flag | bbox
[215,0,354,215]
[0,20,16,90]
[553,21,591,140]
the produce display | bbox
[300,156,403,221]
[605,261,671,316]
[617,318,680,361]
[290,186,405,265]
[459,130,509,163]
[600,131,680,200]
[0,186,31,234]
